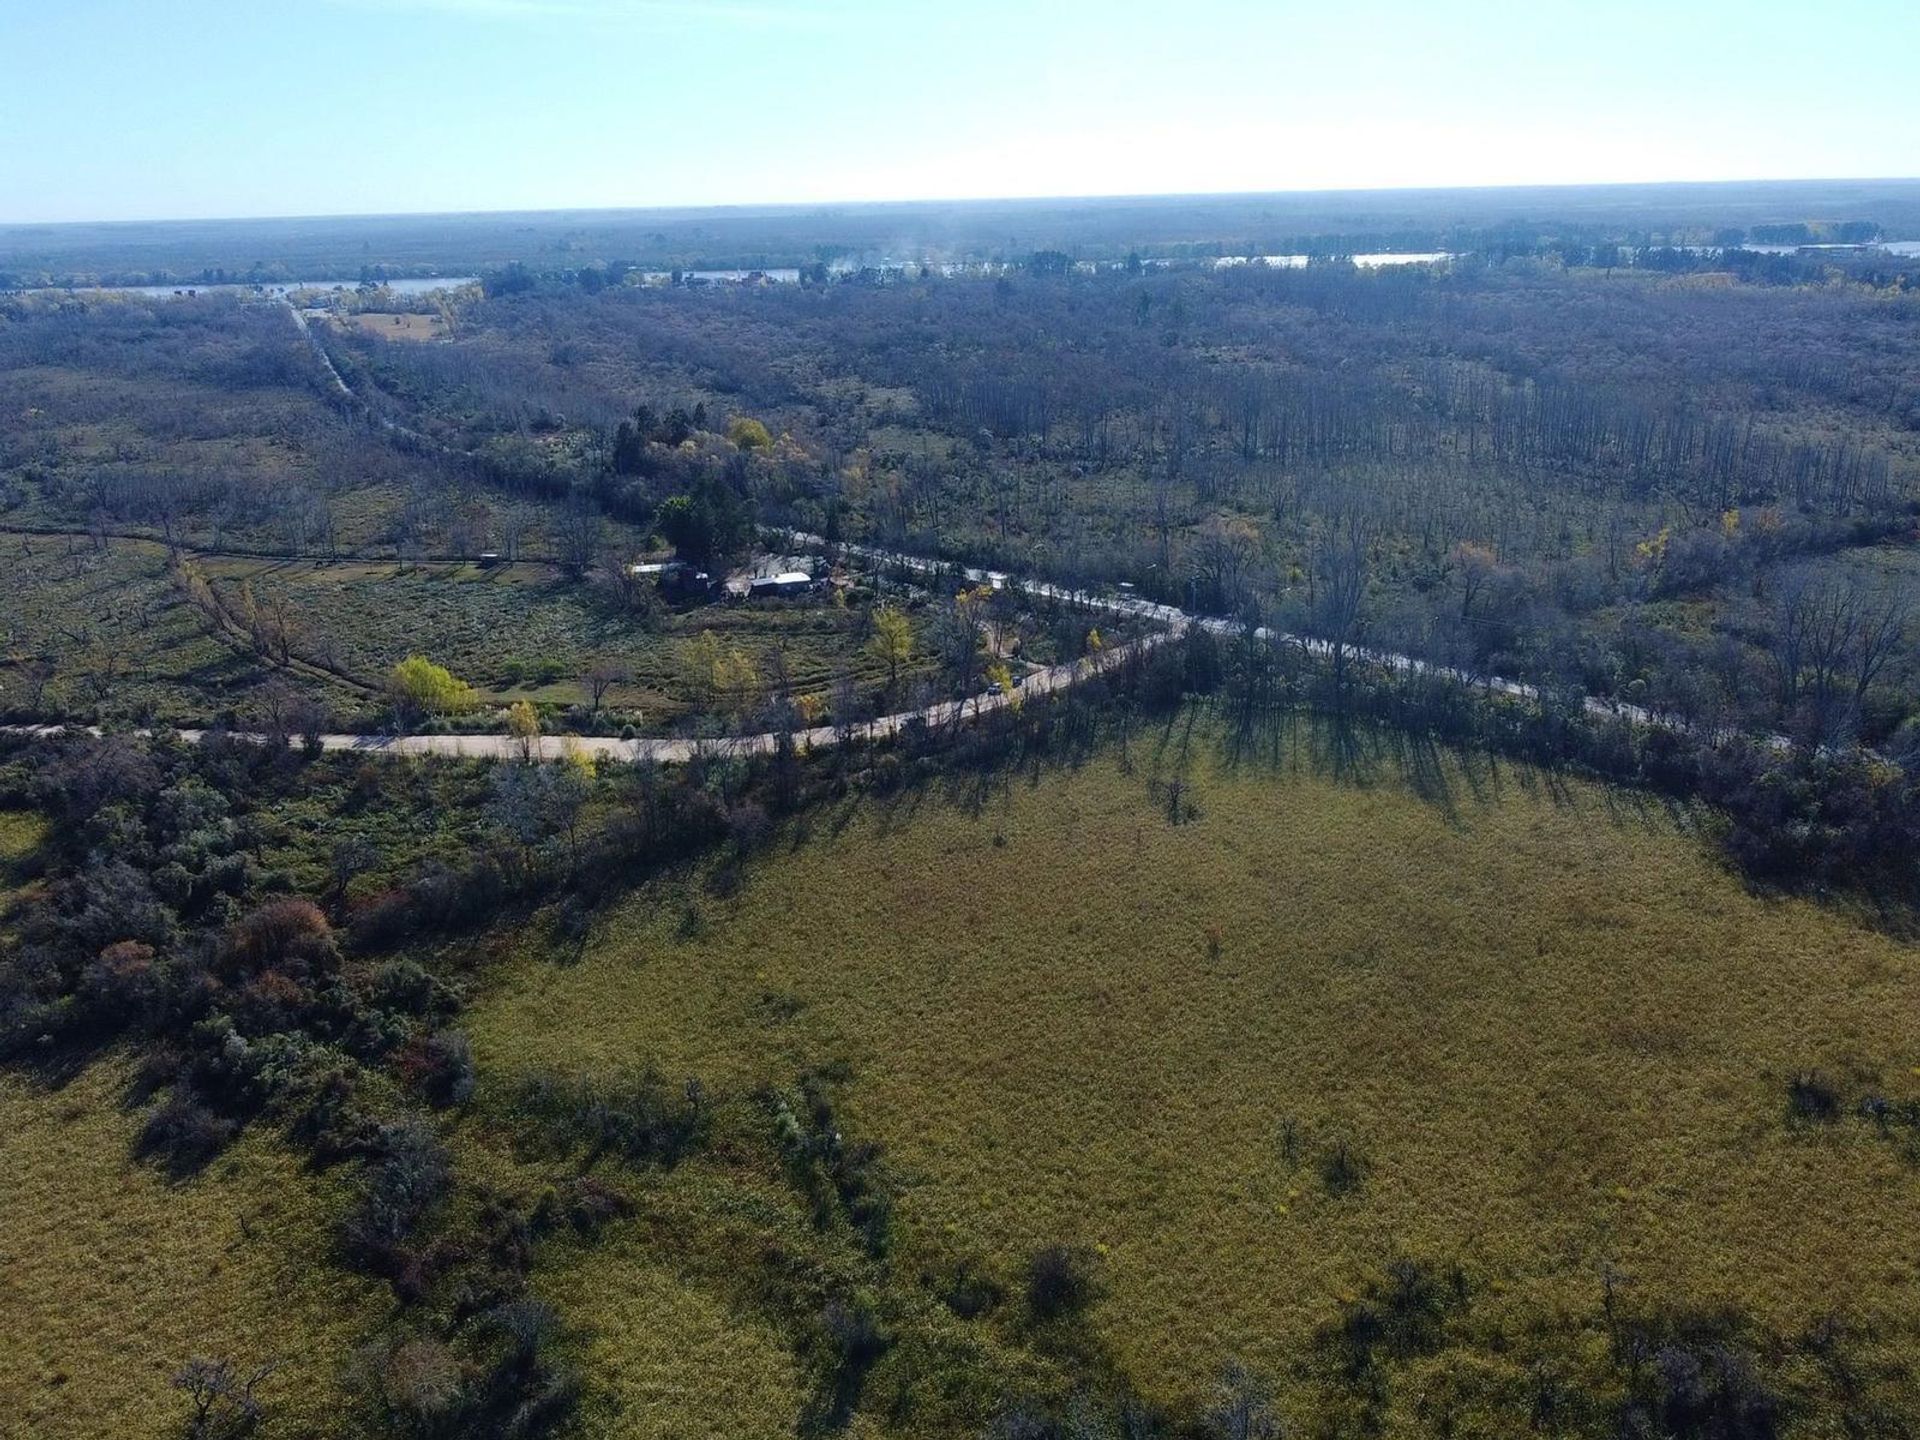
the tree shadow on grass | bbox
[1198,695,1696,853]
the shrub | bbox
[725,799,771,855]
[552,1175,634,1236]
[940,1260,1001,1320]
[1787,1071,1842,1124]
[1208,1361,1282,1440]
[414,1030,476,1108]
[224,898,337,980]
[488,1297,560,1372]
[1634,1342,1781,1439]
[78,939,166,1025]
[814,1292,890,1425]
[342,1118,451,1279]
[368,958,446,1017]
[227,968,316,1035]
[513,1071,708,1167]
[172,1356,278,1440]
[376,1337,465,1426]
[1321,1139,1368,1195]
[281,1060,374,1163]
[137,1086,238,1178]
[771,1080,892,1255]
[1026,1243,1097,1321]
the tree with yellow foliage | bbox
[986,661,1021,711]
[688,631,760,716]
[507,699,540,763]
[388,656,476,729]
[727,416,773,451]
[867,605,914,691]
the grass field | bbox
[0,1059,385,1440]
[0,534,317,725]
[0,809,39,866]
[337,311,449,342]
[528,1193,805,1438]
[0,809,44,929]
[200,557,929,721]
[0,536,942,730]
[464,713,1920,1433]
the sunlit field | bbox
[468,716,1920,1433]
[0,1060,385,1439]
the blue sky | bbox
[1,0,1914,223]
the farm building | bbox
[749,570,815,599]
[629,559,713,598]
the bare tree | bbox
[1771,574,1907,738]
[1313,510,1372,694]
[556,502,603,580]
[1850,589,1909,716]
[585,658,630,713]
[255,679,296,748]
[499,508,526,564]
[14,657,55,715]
[172,1356,278,1439]
[289,696,329,756]
[1190,515,1261,616]
[328,834,377,907]
[1450,540,1500,622]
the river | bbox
[60,276,479,299]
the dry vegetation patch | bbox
[0,535,302,725]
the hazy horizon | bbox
[6,174,1920,234]
[3,0,1915,226]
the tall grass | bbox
[0,1059,384,1438]
[467,717,1920,1428]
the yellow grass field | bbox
[339,311,449,341]
[0,809,45,938]
[0,1060,387,1440]
[0,809,40,871]
[467,720,1920,1433]
[531,1204,804,1438]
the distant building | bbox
[629,559,713,598]
[750,570,815,599]
[722,569,817,601]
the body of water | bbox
[62,276,478,299]
[1214,251,1453,270]
[1671,241,1919,259]
[639,268,802,284]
